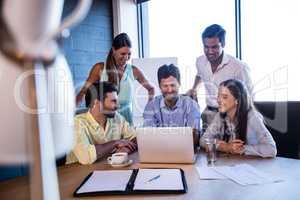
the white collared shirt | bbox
[196,53,253,107]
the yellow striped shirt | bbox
[66,111,136,165]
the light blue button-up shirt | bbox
[143,95,201,130]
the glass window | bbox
[147,0,236,96]
[241,0,300,101]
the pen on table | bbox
[146,175,161,183]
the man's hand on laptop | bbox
[114,139,137,153]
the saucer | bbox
[108,160,133,168]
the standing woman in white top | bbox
[76,33,155,125]
[200,79,277,158]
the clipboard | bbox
[73,168,188,197]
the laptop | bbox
[136,127,196,164]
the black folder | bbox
[73,168,188,197]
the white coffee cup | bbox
[107,152,128,165]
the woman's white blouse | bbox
[201,109,277,158]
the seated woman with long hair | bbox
[200,79,277,158]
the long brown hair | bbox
[105,33,132,88]
[220,79,253,142]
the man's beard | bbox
[104,113,115,118]
[102,110,116,118]
[163,93,178,101]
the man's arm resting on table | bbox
[94,140,117,160]
[95,139,137,159]
[115,138,137,153]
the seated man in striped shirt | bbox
[66,81,137,165]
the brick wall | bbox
[62,0,113,106]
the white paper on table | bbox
[76,170,133,193]
[213,164,283,186]
[196,166,227,180]
[133,169,184,190]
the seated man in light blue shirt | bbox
[143,64,201,145]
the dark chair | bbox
[0,165,28,181]
[254,101,300,159]
[56,155,67,167]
